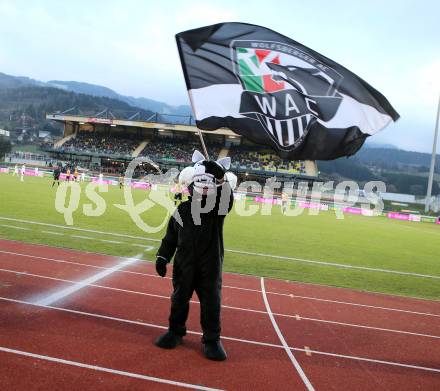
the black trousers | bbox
[168,256,222,342]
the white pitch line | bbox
[260,277,315,391]
[1,249,439,318]
[0,216,160,242]
[227,248,440,280]
[71,235,93,240]
[3,296,440,374]
[99,239,122,244]
[0,346,223,391]
[2,267,439,340]
[42,231,64,236]
[0,224,30,231]
[33,253,143,306]
[1,215,438,279]
[131,244,155,251]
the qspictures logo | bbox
[54,158,386,231]
[231,40,344,151]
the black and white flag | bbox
[176,22,399,160]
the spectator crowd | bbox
[59,132,139,157]
[140,137,222,163]
[53,132,306,175]
[229,145,306,174]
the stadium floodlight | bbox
[425,93,440,213]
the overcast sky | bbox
[0,0,439,153]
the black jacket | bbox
[157,183,234,264]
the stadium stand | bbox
[229,145,306,174]
[44,110,311,179]
[49,131,306,175]
[139,137,222,163]
[58,132,139,157]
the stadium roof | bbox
[46,113,240,138]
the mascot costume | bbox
[154,150,237,361]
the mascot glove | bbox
[155,256,168,277]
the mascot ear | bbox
[225,172,238,190]
[216,157,231,170]
[192,150,205,163]
[179,166,195,185]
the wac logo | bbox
[231,40,344,151]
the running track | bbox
[0,239,439,390]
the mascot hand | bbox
[155,257,168,277]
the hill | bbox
[47,79,192,116]
[318,148,439,195]
[0,72,192,117]
[0,84,154,136]
[355,147,439,171]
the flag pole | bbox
[185,88,210,160]
[425,92,440,213]
[197,128,210,160]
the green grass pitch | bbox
[0,173,439,300]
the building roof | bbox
[46,114,240,138]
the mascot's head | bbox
[179,150,237,195]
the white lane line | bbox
[272,312,440,339]
[42,231,64,236]
[1,249,439,318]
[99,239,122,244]
[223,285,440,318]
[0,250,114,271]
[260,277,315,391]
[33,253,143,306]
[227,248,440,280]
[0,224,30,231]
[5,267,440,339]
[1,215,438,280]
[2,296,440,374]
[2,268,439,340]
[0,346,223,391]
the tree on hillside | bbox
[0,136,12,159]
[318,158,379,182]
[383,172,439,195]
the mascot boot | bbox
[154,150,237,361]
[203,339,227,361]
[155,330,182,349]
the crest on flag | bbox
[231,40,344,151]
